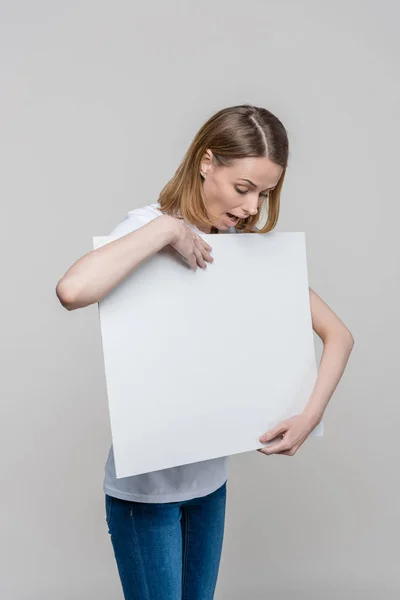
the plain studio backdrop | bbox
[0,1,399,599]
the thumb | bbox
[260,421,287,442]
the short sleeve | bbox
[108,204,162,239]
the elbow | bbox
[55,279,80,311]
[341,327,355,352]
[323,326,354,351]
[345,328,355,348]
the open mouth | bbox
[226,212,240,224]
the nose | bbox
[242,196,259,217]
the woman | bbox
[56,104,354,599]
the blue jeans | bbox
[105,481,227,599]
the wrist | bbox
[154,214,180,246]
[302,407,323,428]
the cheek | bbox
[219,187,238,211]
[208,184,235,213]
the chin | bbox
[217,221,230,230]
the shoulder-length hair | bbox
[157,104,289,234]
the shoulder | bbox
[108,203,163,238]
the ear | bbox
[200,149,214,177]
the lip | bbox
[225,214,240,226]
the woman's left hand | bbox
[257,412,319,456]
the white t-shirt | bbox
[103,202,239,503]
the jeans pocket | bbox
[105,494,114,527]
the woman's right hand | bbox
[167,216,214,270]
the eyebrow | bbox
[237,178,275,192]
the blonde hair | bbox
[157,104,289,234]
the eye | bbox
[235,186,270,198]
[235,186,247,195]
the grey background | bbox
[1,1,399,598]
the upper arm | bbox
[108,209,157,239]
[108,216,150,238]
[309,286,353,342]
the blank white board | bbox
[93,232,323,479]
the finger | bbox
[259,422,288,442]
[193,247,206,269]
[195,238,213,259]
[257,448,290,457]
[199,240,214,263]
[201,250,214,263]
[261,439,292,455]
[187,253,197,270]
[278,443,301,456]
[277,448,296,456]
[196,236,212,252]
[257,448,270,455]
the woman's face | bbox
[199,151,284,232]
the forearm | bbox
[303,331,354,426]
[56,215,177,310]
